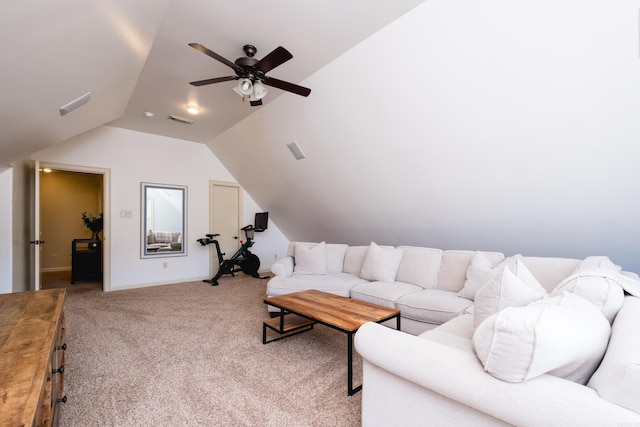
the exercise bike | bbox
[197,225,265,286]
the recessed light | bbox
[187,106,199,115]
[144,111,154,118]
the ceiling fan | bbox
[188,43,311,106]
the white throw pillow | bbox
[359,242,403,282]
[459,252,498,300]
[588,296,640,414]
[473,292,611,384]
[551,270,624,323]
[460,254,542,301]
[293,242,327,275]
[473,266,546,328]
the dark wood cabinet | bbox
[71,239,102,283]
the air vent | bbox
[168,114,194,124]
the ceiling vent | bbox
[59,92,91,116]
[168,114,194,124]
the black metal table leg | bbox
[347,331,361,396]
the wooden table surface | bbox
[0,289,66,426]
[265,289,400,332]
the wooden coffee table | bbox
[263,289,401,395]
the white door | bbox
[209,181,241,277]
[31,160,42,290]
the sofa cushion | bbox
[551,269,625,323]
[473,266,547,328]
[343,246,369,275]
[266,272,368,298]
[350,281,422,308]
[325,244,348,273]
[436,250,504,293]
[359,242,404,282]
[588,296,640,414]
[294,241,327,275]
[395,289,473,325]
[473,292,611,384]
[396,246,442,289]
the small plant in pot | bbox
[82,212,103,241]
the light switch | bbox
[120,210,133,218]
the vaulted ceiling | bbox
[0,0,424,171]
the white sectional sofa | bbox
[267,241,640,425]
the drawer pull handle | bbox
[57,395,67,404]
[56,343,67,351]
[52,365,64,375]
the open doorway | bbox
[38,167,106,291]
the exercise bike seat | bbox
[205,233,220,238]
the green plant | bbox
[81,212,103,235]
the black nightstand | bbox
[71,239,102,283]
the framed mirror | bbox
[141,183,187,258]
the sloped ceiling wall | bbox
[207,0,640,272]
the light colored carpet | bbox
[59,275,362,426]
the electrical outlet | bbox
[163,262,168,269]
[52,253,58,260]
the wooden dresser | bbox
[0,289,67,426]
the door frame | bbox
[209,180,242,279]
[35,161,111,291]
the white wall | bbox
[30,125,288,291]
[207,0,640,273]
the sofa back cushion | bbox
[435,250,504,293]
[396,246,442,289]
[343,246,370,275]
[519,256,580,292]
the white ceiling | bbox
[0,0,424,170]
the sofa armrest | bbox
[271,256,294,277]
[355,322,640,427]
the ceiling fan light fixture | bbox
[233,78,253,97]
[252,81,268,101]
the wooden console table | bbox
[0,289,67,426]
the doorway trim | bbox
[39,161,111,291]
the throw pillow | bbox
[551,270,624,324]
[359,242,404,282]
[473,292,611,384]
[588,296,640,414]
[458,252,498,300]
[294,242,327,275]
[459,253,542,301]
[473,266,546,328]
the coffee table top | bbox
[265,289,400,332]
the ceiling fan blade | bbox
[255,46,293,74]
[262,77,311,97]
[189,76,237,86]
[189,43,241,72]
